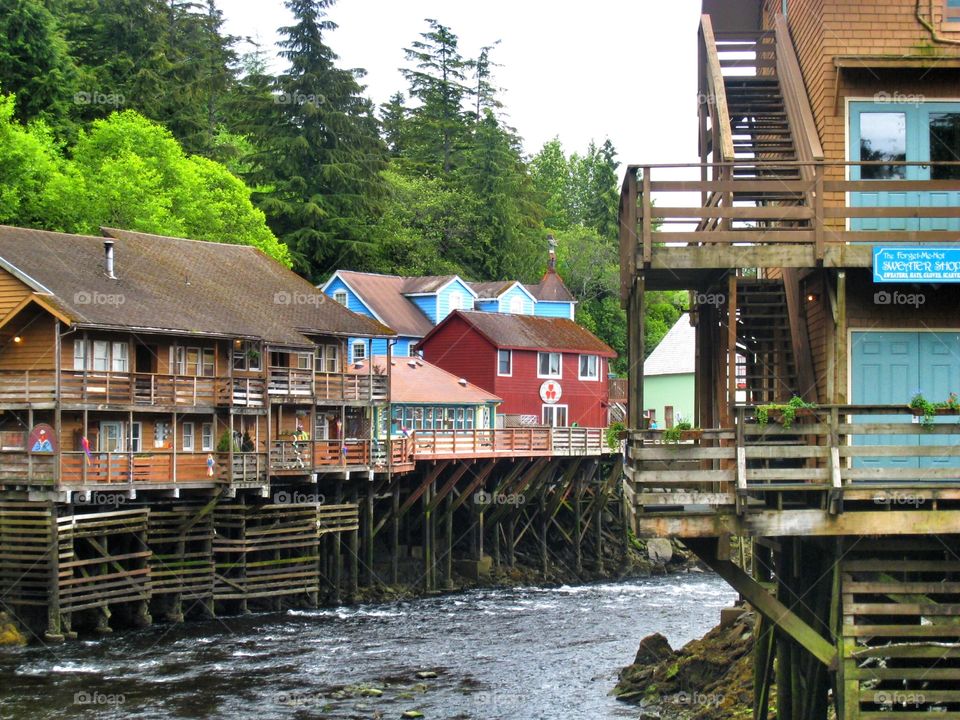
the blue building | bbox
[320,249,577,362]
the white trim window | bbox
[542,404,568,427]
[182,422,195,452]
[497,349,512,376]
[509,295,524,314]
[352,340,367,361]
[578,354,599,381]
[99,421,124,452]
[333,290,348,306]
[448,291,463,312]
[130,422,142,453]
[316,344,339,373]
[93,340,110,372]
[73,339,87,370]
[233,340,261,372]
[537,351,562,379]
[201,422,214,452]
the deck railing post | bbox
[641,167,652,265]
[814,163,825,260]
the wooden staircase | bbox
[840,537,960,717]
[736,277,798,404]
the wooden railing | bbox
[268,368,388,403]
[0,370,267,408]
[270,439,372,471]
[54,451,263,486]
[406,427,604,460]
[624,404,960,514]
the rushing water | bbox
[1,574,735,720]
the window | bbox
[316,344,339,373]
[930,112,960,180]
[498,349,512,376]
[352,341,366,361]
[93,341,109,372]
[408,345,419,357]
[73,339,87,370]
[538,351,562,378]
[509,295,524,314]
[154,421,171,449]
[202,349,215,377]
[182,422,195,452]
[945,0,960,27]
[201,423,213,452]
[130,422,142,453]
[542,405,568,427]
[333,290,348,306]
[99,422,123,452]
[859,112,907,180]
[579,354,599,380]
[448,291,462,312]
[233,340,261,371]
[297,352,312,370]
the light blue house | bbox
[321,251,577,362]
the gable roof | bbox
[419,310,615,357]
[349,355,501,404]
[0,225,393,347]
[325,271,435,338]
[468,280,537,303]
[525,268,576,303]
[644,313,695,376]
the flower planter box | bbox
[678,430,703,441]
[910,407,960,417]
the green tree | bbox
[0,0,77,135]
[379,91,408,157]
[247,0,387,278]
[530,138,573,230]
[570,139,620,239]
[0,93,62,226]
[402,19,469,176]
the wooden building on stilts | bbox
[620,1,960,717]
[0,224,621,642]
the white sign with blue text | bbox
[873,247,960,283]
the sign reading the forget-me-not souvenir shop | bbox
[873,247,960,283]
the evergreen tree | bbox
[570,139,620,239]
[379,92,408,157]
[402,19,469,175]
[0,0,77,135]
[530,138,573,230]
[467,42,502,122]
[247,0,387,278]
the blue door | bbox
[849,102,960,232]
[852,331,960,472]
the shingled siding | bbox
[770,0,960,217]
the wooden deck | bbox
[624,404,960,537]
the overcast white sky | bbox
[218,0,703,174]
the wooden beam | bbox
[687,539,838,670]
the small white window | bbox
[186,347,201,376]
[73,339,87,370]
[182,422,195,452]
[111,342,129,372]
[175,346,187,375]
[542,405,568,427]
[130,422,142,453]
[448,291,462,312]
[538,351,562,379]
[99,421,123,452]
[202,349,215,377]
[334,290,348,306]
[93,341,109,372]
[509,295,524,314]
[297,352,312,370]
[352,341,366,361]
[498,349,512,376]
[579,355,599,380]
[201,422,213,452]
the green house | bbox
[642,313,694,428]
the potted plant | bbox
[662,421,702,443]
[909,392,960,430]
[756,396,818,429]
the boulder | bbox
[633,632,674,666]
[646,538,673,565]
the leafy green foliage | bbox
[909,392,960,430]
[756,396,818,429]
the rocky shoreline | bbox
[613,610,769,720]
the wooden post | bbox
[332,483,342,604]
[506,513,516,568]
[574,469,583,574]
[539,489,548,575]
[628,275,645,432]
[364,481,375,586]
[444,494,453,589]
[348,484,359,597]
[834,271,847,404]
[391,480,400,584]
[727,274,737,426]
[44,509,63,642]
[595,478,604,572]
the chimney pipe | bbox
[104,239,116,279]
[546,233,557,272]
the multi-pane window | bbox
[233,341,261,371]
[316,344,339,373]
[498,349,512,376]
[175,346,215,376]
[201,423,213,452]
[859,113,907,180]
[333,290,348,305]
[73,339,87,370]
[930,112,960,180]
[352,341,366,361]
[182,422,195,452]
[579,354,599,380]
[538,351,562,378]
[542,405,568,427]
[130,422,142,453]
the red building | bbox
[416,311,615,428]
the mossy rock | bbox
[0,622,26,647]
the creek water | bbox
[1,574,735,719]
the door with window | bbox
[849,101,960,232]
[542,405,568,427]
[851,331,960,471]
